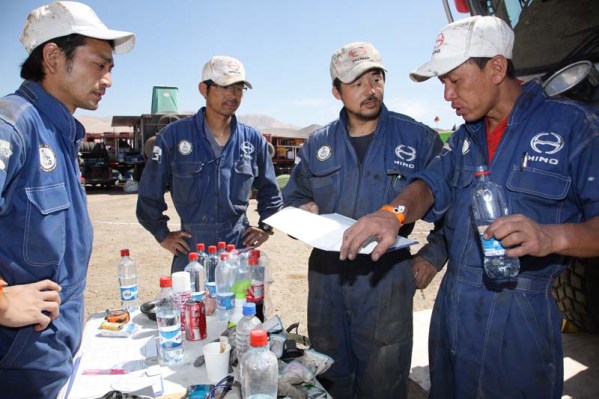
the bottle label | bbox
[217,293,234,310]
[159,324,182,349]
[248,282,264,302]
[120,284,138,301]
[479,235,506,256]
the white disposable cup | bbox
[203,342,231,383]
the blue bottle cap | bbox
[242,302,256,316]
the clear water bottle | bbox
[184,252,205,294]
[240,329,278,399]
[247,255,265,322]
[471,165,520,281]
[155,276,184,365]
[118,249,139,311]
[235,302,263,361]
[215,253,235,321]
[196,243,208,271]
[205,245,219,284]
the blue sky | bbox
[0,0,469,130]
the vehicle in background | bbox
[443,0,599,332]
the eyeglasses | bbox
[209,83,247,95]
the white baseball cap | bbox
[330,41,387,84]
[410,16,514,82]
[201,55,253,89]
[20,1,135,55]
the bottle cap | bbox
[120,249,130,257]
[242,302,256,316]
[248,256,259,266]
[188,252,199,261]
[208,245,217,254]
[171,271,191,293]
[249,329,268,347]
[226,244,235,252]
[192,291,205,301]
[196,243,205,252]
[217,241,226,250]
[159,276,172,288]
[251,249,260,258]
[220,253,229,261]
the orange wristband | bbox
[379,205,406,225]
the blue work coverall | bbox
[0,81,93,398]
[283,105,447,398]
[415,82,599,399]
[137,108,282,272]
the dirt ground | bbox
[84,187,445,398]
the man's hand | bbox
[340,210,401,262]
[484,214,554,258]
[0,280,62,331]
[299,201,319,214]
[160,231,192,256]
[243,226,271,247]
[412,256,438,289]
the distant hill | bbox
[76,113,321,139]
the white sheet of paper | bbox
[264,206,417,254]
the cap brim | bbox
[77,26,136,54]
[214,77,253,89]
[409,55,468,82]
[337,62,387,84]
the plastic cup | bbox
[203,342,231,383]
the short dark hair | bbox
[468,57,516,79]
[20,34,114,82]
[333,68,386,93]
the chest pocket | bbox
[384,168,411,201]
[231,158,256,204]
[309,164,341,214]
[171,161,206,205]
[24,183,70,267]
[507,166,571,223]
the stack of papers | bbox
[264,206,417,254]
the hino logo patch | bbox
[241,141,255,159]
[394,145,416,162]
[178,140,192,156]
[152,146,162,163]
[530,132,564,155]
[39,144,57,172]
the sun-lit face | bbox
[203,82,246,118]
[439,60,498,122]
[50,38,115,113]
[334,69,385,122]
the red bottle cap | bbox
[159,276,172,288]
[249,329,268,347]
[120,249,130,257]
[217,241,226,250]
[196,243,205,251]
[188,252,199,261]
[226,244,235,252]
[208,245,217,254]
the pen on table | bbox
[82,368,129,375]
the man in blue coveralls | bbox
[341,17,599,398]
[283,42,447,398]
[137,55,283,272]
[0,2,135,397]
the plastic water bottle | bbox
[471,165,520,281]
[240,329,278,399]
[247,255,265,321]
[118,249,139,311]
[172,271,192,332]
[155,276,184,365]
[205,245,219,284]
[184,252,205,294]
[217,241,227,255]
[215,253,235,321]
[235,302,263,361]
[196,243,208,271]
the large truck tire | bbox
[552,257,599,333]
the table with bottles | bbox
[60,309,230,399]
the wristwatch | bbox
[259,222,274,235]
[379,205,406,225]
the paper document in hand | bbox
[263,206,417,254]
